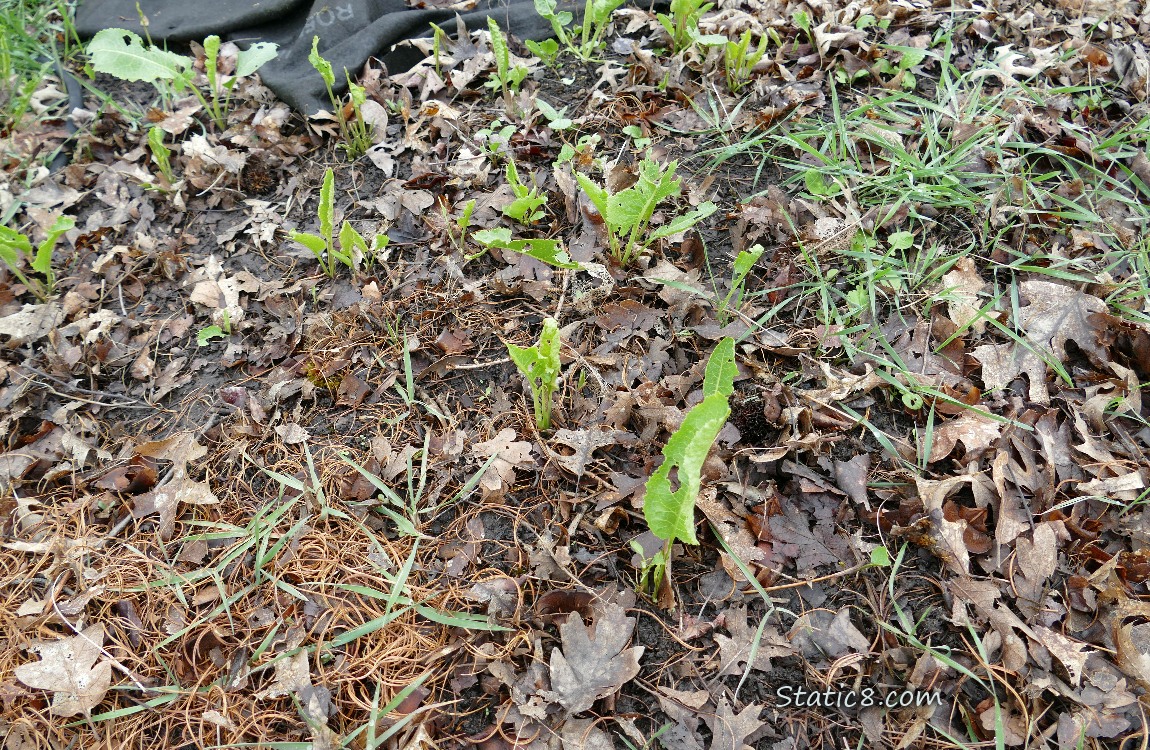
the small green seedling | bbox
[536,98,573,130]
[656,0,726,54]
[622,124,651,150]
[503,161,547,224]
[309,36,374,159]
[641,338,735,597]
[87,29,277,129]
[525,37,561,67]
[470,228,581,269]
[717,243,765,324]
[724,30,768,93]
[485,19,530,103]
[200,35,278,130]
[555,133,601,167]
[446,198,477,251]
[197,310,232,346]
[289,167,388,276]
[0,215,75,300]
[506,317,562,430]
[476,119,517,165]
[868,44,928,90]
[576,155,717,266]
[147,126,175,184]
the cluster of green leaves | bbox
[486,19,530,102]
[577,156,717,266]
[503,161,547,224]
[87,28,277,130]
[289,167,389,277]
[724,30,768,93]
[533,0,625,62]
[506,317,562,430]
[640,338,736,588]
[0,214,74,300]
[308,37,374,159]
[656,0,725,54]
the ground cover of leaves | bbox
[2,0,1150,748]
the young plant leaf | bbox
[643,338,737,545]
[472,228,582,269]
[87,28,187,83]
[309,36,335,89]
[235,42,279,77]
[702,337,736,398]
[506,317,562,429]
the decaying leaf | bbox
[549,427,635,477]
[472,428,536,501]
[14,624,113,717]
[705,697,764,750]
[544,601,644,715]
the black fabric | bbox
[75,0,567,114]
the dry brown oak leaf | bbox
[14,623,113,717]
[542,601,644,715]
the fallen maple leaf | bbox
[544,601,644,715]
[15,624,113,717]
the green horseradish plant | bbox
[308,37,374,159]
[486,19,530,103]
[532,0,626,62]
[87,29,277,130]
[0,215,75,301]
[289,167,389,276]
[577,156,717,266]
[656,0,726,54]
[506,317,562,430]
[639,337,736,599]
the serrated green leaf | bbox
[643,340,736,545]
[473,229,581,269]
[648,201,717,240]
[606,158,681,230]
[575,172,610,219]
[88,28,187,83]
[488,18,509,78]
[235,42,278,77]
[308,36,334,88]
[472,227,513,246]
[339,221,368,259]
[32,215,74,276]
[702,337,736,398]
[203,35,220,87]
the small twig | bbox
[445,356,510,371]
